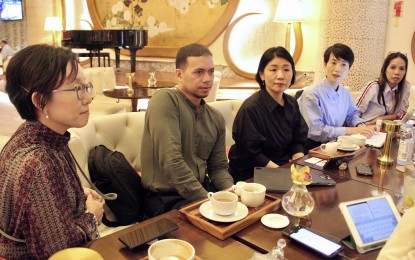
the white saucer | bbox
[199,201,248,222]
[261,214,290,229]
[337,144,360,151]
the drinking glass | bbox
[402,172,415,210]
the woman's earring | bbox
[45,112,49,119]
[262,80,265,87]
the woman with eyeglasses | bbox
[356,52,410,125]
[0,44,104,259]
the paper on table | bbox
[366,132,387,148]
[305,157,323,164]
[316,160,327,167]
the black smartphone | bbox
[283,224,343,258]
[356,163,374,176]
[118,218,179,250]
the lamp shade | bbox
[44,17,63,31]
[273,0,304,22]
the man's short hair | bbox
[323,43,354,67]
[175,43,212,69]
[1,40,7,44]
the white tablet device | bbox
[338,194,401,254]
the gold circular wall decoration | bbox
[85,0,240,58]
[223,13,303,79]
[412,30,415,66]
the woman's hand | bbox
[291,152,305,161]
[83,187,101,201]
[85,193,105,225]
[346,124,375,138]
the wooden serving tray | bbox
[309,145,367,160]
[178,194,281,240]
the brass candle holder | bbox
[126,72,135,97]
[377,120,401,165]
[377,164,392,194]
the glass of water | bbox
[402,171,415,210]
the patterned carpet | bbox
[0,91,24,136]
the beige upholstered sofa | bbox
[66,99,243,236]
[0,99,244,237]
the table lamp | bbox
[44,17,63,47]
[377,120,401,165]
[273,0,304,54]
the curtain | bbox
[0,19,28,51]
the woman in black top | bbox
[229,47,308,182]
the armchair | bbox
[83,67,130,116]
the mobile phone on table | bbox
[118,218,179,250]
[356,163,374,176]
[283,224,343,258]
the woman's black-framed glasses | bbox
[52,82,94,100]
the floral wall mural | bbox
[87,0,238,57]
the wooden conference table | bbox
[88,143,404,259]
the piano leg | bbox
[129,48,138,73]
[114,47,121,69]
[89,51,93,67]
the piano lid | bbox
[62,29,148,50]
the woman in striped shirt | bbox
[356,52,410,125]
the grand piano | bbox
[62,29,148,72]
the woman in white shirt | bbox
[356,52,410,125]
[378,207,415,259]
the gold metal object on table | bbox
[148,71,157,87]
[126,72,135,97]
[377,120,401,165]
[378,164,392,194]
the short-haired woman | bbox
[297,43,374,149]
[0,44,104,259]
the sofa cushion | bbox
[68,112,145,187]
[89,96,127,117]
[0,135,10,149]
[208,99,243,147]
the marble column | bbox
[314,0,389,99]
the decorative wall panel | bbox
[314,0,389,96]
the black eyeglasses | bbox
[52,82,94,100]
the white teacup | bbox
[207,191,238,216]
[351,134,366,147]
[232,181,247,196]
[337,136,354,149]
[320,142,338,156]
[148,239,195,260]
[240,183,266,208]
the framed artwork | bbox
[85,0,240,57]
